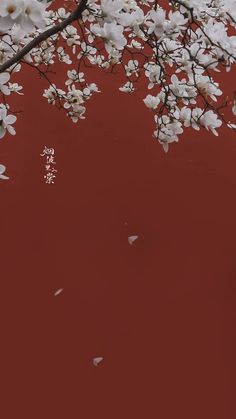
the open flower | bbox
[91,22,127,52]
[0,106,17,139]
[101,0,124,22]
[143,94,160,110]
[145,8,166,37]
[200,110,222,136]
[20,0,47,32]
[0,0,47,33]
[0,0,24,31]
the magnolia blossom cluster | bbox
[0,0,48,34]
[43,76,100,122]
[0,0,236,161]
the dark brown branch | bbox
[0,0,88,73]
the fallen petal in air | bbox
[54,288,64,296]
[93,357,104,366]
[128,235,138,245]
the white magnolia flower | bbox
[145,8,166,37]
[144,63,161,89]
[169,75,189,98]
[200,110,222,136]
[56,7,70,20]
[43,85,65,105]
[65,70,85,85]
[20,0,47,32]
[179,107,204,131]
[143,94,160,110]
[101,0,124,22]
[77,42,97,59]
[57,46,72,64]
[107,46,122,64]
[88,83,100,93]
[0,0,48,33]
[125,59,139,77]
[0,0,24,31]
[61,25,80,52]
[67,107,86,122]
[192,75,222,102]
[64,84,84,108]
[167,10,188,32]
[119,81,134,93]
[128,39,142,49]
[0,106,17,139]
[8,82,23,94]
[154,115,183,146]
[91,22,127,51]
[117,7,144,27]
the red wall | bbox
[0,13,236,419]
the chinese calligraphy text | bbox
[40,146,57,184]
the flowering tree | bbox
[0,0,236,177]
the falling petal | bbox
[54,288,63,296]
[93,357,104,366]
[128,235,138,245]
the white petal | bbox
[54,288,63,296]
[162,142,169,153]
[0,72,10,84]
[0,126,6,139]
[0,164,9,179]
[228,123,236,129]
[6,114,17,124]
[92,357,104,366]
[128,235,138,245]
[0,164,6,175]
[6,125,16,135]
[0,85,10,95]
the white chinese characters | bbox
[40,146,57,184]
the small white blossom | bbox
[200,110,222,136]
[8,82,23,94]
[119,81,135,93]
[143,94,160,109]
[0,106,17,139]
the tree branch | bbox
[0,0,88,73]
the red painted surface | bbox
[0,18,236,419]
